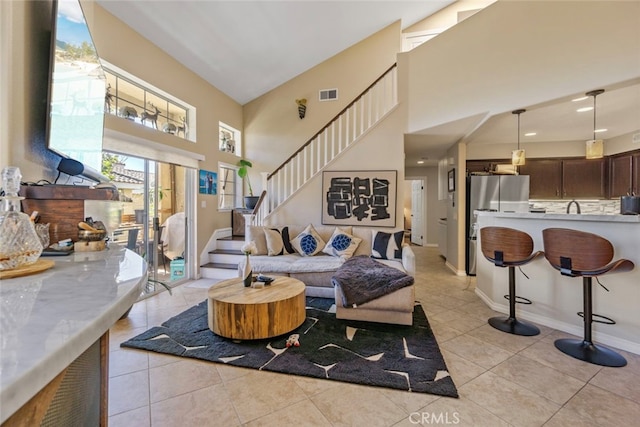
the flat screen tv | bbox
[46,0,108,183]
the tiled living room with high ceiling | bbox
[2,1,639,426]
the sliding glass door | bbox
[105,152,188,296]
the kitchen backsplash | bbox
[530,199,621,215]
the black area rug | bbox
[121,297,458,398]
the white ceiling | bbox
[96,0,454,105]
[406,80,640,168]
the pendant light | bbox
[585,89,604,159]
[511,109,526,167]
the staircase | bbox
[200,231,244,280]
[252,64,398,226]
[200,65,399,277]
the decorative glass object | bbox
[0,167,44,270]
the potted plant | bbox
[237,159,259,209]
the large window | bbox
[102,64,193,141]
[218,163,240,210]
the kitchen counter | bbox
[475,211,639,355]
[478,211,640,223]
[0,246,146,423]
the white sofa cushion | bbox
[248,254,345,273]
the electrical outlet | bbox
[632,133,640,144]
[201,200,206,208]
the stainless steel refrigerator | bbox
[465,175,530,275]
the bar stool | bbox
[480,226,543,336]
[542,228,634,367]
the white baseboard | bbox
[474,288,640,356]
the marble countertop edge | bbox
[0,249,146,424]
[475,211,640,223]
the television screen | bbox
[46,0,106,177]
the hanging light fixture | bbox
[511,109,526,167]
[585,89,604,159]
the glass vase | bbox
[0,167,44,270]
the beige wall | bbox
[242,22,402,196]
[467,131,640,161]
[406,1,640,136]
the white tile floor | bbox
[109,246,640,426]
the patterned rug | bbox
[121,297,458,398]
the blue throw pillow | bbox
[291,224,325,257]
[322,228,362,259]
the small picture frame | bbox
[199,169,217,195]
[448,169,455,192]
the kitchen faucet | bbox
[566,200,581,214]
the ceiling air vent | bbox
[319,88,338,102]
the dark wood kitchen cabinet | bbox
[610,150,640,197]
[562,158,607,199]
[519,159,563,199]
[610,154,633,197]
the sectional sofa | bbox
[239,224,416,325]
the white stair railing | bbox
[252,64,398,226]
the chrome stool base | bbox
[554,338,627,367]
[488,316,540,336]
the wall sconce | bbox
[585,89,604,159]
[511,109,526,167]
[296,98,307,119]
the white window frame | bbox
[218,162,241,211]
[219,122,241,156]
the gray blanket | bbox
[332,255,414,307]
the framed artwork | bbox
[199,169,217,195]
[448,169,455,192]
[322,170,396,227]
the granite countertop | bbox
[0,246,146,423]
[475,211,640,223]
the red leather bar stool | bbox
[542,228,634,367]
[480,226,544,336]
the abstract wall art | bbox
[322,170,396,227]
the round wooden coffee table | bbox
[207,276,306,340]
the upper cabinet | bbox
[562,158,607,199]
[469,156,611,199]
[610,150,640,197]
[518,159,562,199]
[634,154,640,195]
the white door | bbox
[411,179,425,246]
